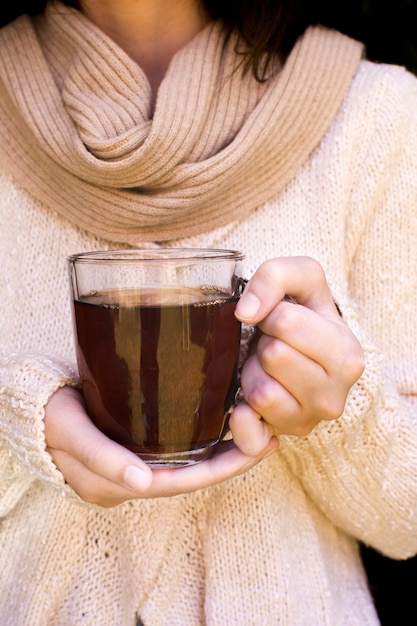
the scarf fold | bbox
[0,1,363,244]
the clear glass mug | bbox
[68,248,244,467]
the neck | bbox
[78,0,209,98]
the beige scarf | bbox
[0,1,362,244]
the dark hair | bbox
[0,1,76,26]
[0,1,312,80]
[1,1,416,77]
[203,0,309,79]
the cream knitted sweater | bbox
[1,27,417,626]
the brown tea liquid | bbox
[73,287,241,464]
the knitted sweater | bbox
[1,31,417,626]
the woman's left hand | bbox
[231,256,365,456]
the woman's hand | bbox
[44,386,279,507]
[44,256,362,507]
[231,256,365,455]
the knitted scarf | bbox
[0,1,363,245]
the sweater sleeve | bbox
[278,64,417,559]
[0,353,82,517]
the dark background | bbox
[316,0,417,74]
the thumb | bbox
[235,256,338,324]
[45,386,153,491]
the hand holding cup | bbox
[231,256,365,453]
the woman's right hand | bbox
[44,386,278,507]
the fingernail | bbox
[236,292,260,320]
[124,465,151,491]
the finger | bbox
[49,437,279,506]
[45,387,153,491]
[257,302,363,383]
[239,353,320,435]
[228,400,275,456]
[235,256,338,324]
[148,438,280,497]
[46,447,146,508]
[255,334,349,423]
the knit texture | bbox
[0,0,362,244]
[1,12,417,626]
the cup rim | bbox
[68,248,244,264]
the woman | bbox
[0,1,416,624]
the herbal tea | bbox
[73,287,241,465]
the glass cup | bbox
[68,248,244,467]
